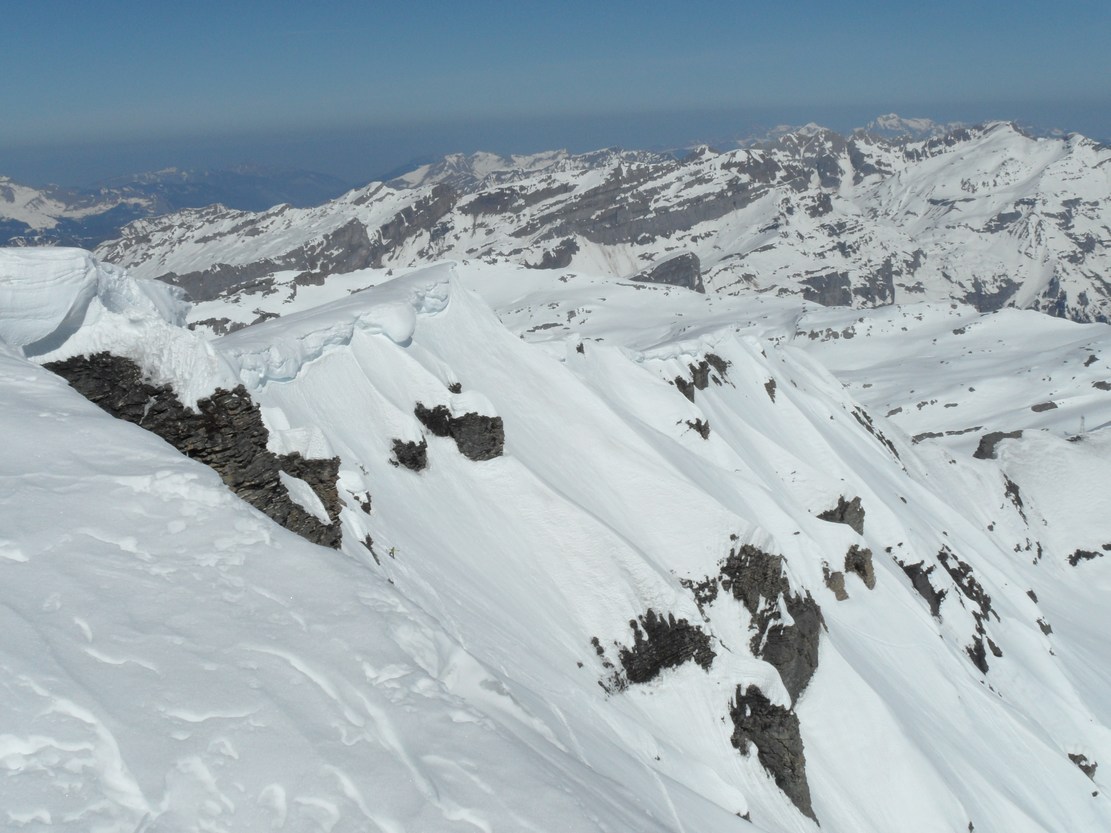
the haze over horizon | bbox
[4,1,1109,186]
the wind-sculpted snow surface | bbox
[4,249,1111,831]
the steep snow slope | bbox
[96,121,1111,323]
[4,249,1111,831]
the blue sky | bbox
[5,1,1110,184]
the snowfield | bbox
[3,247,1111,832]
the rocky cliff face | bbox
[96,121,1111,324]
[44,352,343,547]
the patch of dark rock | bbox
[844,545,876,589]
[817,495,866,535]
[390,438,428,471]
[938,546,1000,671]
[674,356,731,403]
[966,636,991,674]
[686,418,711,439]
[938,547,996,623]
[897,560,947,618]
[690,361,712,391]
[801,271,851,306]
[1068,549,1104,566]
[1031,401,1058,412]
[44,352,342,548]
[447,381,462,394]
[764,379,777,402]
[962,276,1020,313]
[414,402,505,461]
[529,237,579,270]
[616,609,716,685]
[1070,753,1098,780]
[1093,381,1111,391]
[352,491,372,514]
[590,636,623,693]
[851,406,901,460]
[363,535,380,565]
[729,685,816,821]
[191,316,234,335]
[1027,589,1039,603]
[674,375,695,402]
[704,353,730,379]
[632,251,704,293]
[1084,354,1098,367]
[720,544,823,703]
[1004,476,1027,521]
[973,430,1023,460]
[1038,618,1053,636]
[681,575,720,615]
[575,342,585,354]
[823,564,848,601]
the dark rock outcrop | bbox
[1068,549,1104,566]
[844,544,876,589]
[818,495,866,535]
[937,547,1002,672]
[414,403,505,461]
[44,352,342,547]
[974,430,1023,459]
[1069,753,1098,780]
[720,544,823,703]
[617,609,716,685]
[673,354,730,403]
[898,560,947,618]
[686,418,711,439]
[391,438,428,471]
[823,564,848,600]
[529,237,579,269]
[730,685,816,821]
[632,252,704,293]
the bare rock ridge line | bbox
[43,352,343,548]
[96,120,1111,324]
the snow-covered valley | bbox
[4,242,1111,832]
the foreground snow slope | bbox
[4,248,1111,832]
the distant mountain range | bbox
[92,117,1111,325]
[0,165,351,248]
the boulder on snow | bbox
[818,495,866,535]
[414,402,504,461]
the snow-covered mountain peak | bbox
[859,112,966,140]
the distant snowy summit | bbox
[857,113,967,140]
[93,118,1111,324]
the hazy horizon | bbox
[4,1,1109,187]
[7,100,1111,188]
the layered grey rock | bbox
[44,352,342,547]
[730,685,816,821]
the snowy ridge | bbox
[4,248,1111,830]
[96,120,1111,325]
